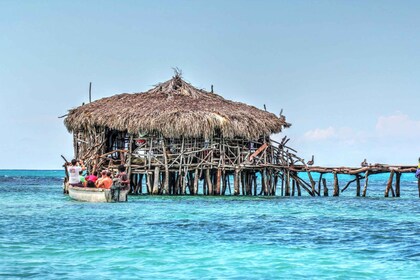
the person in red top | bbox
[85,171,98,188]
[97,171,113,189]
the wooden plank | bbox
[249,143,268,161]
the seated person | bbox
[96,171,113,189]
[79,171,87,187]
[85,171,98,188]
[95,170,107,188]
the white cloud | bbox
[375,113,420,139]
[304,126,335,140]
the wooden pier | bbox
[289,164,418,198]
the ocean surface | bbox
[0,170,419,279]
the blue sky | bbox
[1,0,420,169]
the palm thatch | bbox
[64,74,290,139]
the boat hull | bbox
[68,185,129,202]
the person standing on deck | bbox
[67,159,86,187]
[416,158,420,179]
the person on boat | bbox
[79,171,86,187]
[95,170,107,188]
[85,171,98,188]
[67,159,86,187]
[96,171,113,189]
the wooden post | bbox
[385,170,395,197]
[152,166,160,194]
[362,171,369,197]
[221,171,227,195]
[161,140,170,194]
[285,170,290,196]
[318,173,323,196]
[127,134,133,184]
[356,175,361,197]
[146,173,152,194]
[215,169,221,195]
[322,178,328,196]
[193,168,199,195]
[205,169,213,195]
[395,172,401,197]
[296,179,301,196]
[234,168,240,195]
[281,172,284,196]
[333,173,339,196]
[307,171,316,195]
[253,173,257,196]
[263,169,268,195]
[291,179,295,196]
[181,171,187,195]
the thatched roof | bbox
[64,74,290,139]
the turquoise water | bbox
[0,170,419,279]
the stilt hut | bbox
[64,73,297,195]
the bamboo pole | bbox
[385,170,395,197]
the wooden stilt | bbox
[322,178,328,196]
[262,169,268,195]
[296,179,301,196]
[206,169,213,195]
[281,172,284,196]
[285,170,290,196]
[146,173,152,194]
[395,172,401,197]
[362,171,369,197]
[152,166,160,194]
[161,140,169,194]
[385,170,395,197]
[234,168,240,195]
[193,169,199,195]
[318,173,323,196]
[291,179,295,196]
[221,171,227,195]
[356,175,361,197]
[215,169,221,195]
[333,173,339,197]
[253,173,257,196]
